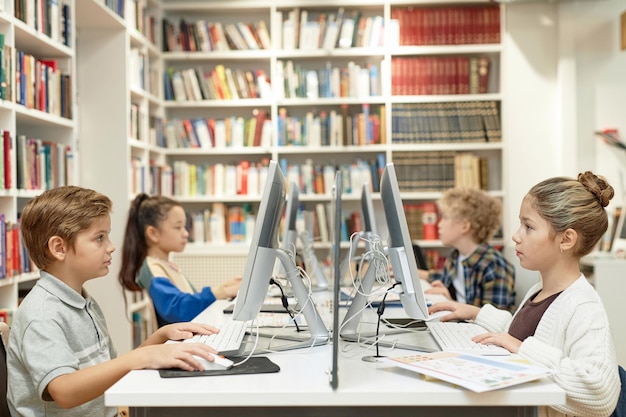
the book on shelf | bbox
[382,352,553,393]
[391,5,500,46]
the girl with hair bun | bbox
[430,172,621,417]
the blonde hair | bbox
[20,186,113,270]
[438,188,502,243]
[525,171,614,257]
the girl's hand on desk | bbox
[147,323,219,345]
[472,332,521,354]
[133,343,218,371]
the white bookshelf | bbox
[0,0,77,325]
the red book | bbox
[252,109,266,147]
[421,202,439,240]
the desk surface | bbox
[106,299,565,410]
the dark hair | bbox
[526,171,614,257]
[21,186,112,270]
[118,193,181,291]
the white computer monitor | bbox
[380,162,430,320]
[232,160,329,350]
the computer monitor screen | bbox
[233,160,286,321]
[380,162,430,320]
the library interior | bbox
[1,0,625,416]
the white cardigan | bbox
[474,275,620,417]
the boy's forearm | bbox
[46,352,140,409]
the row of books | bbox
[0,213,34,280]
[276,60,379,99]
[129,156,388,199]
[135,159,274,199]
[129,48,151,93]
[405,202,439,241]
[187,204,255,245]
[15,135,74,191]
[281,155,386,196]
[280,8,383,51]
[14,0,72,47]
[163,112,271,150]
[163,18,271,52]
[391,56,491,96]
[129,103,145,142]
[164,65,272,102]
[126,0,157,45]
[391,101,501,144]
[392,6,500,46]
[16,52,72,118]
[392,151,488,192]
[277,104,386,147]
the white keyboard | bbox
[184,320,248,355]
[426,321,510,356]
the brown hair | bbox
[20,186,112,270]
[437,188,502,243]
[525,171,614,257]
[118,193,182,291]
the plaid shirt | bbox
[429,242,516,312]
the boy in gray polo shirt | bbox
[7,186,222,417]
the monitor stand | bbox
[247,249,329,352]
[339,256,438,353]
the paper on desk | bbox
[382,352,554,393]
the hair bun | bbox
[578,171,614,207]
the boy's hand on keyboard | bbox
[472,332,520,354]
[149,322,220,344]
[428,300,480,322]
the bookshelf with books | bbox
[157,0,505,266]
[0,0,76,326]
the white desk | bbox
[106,301,565,417]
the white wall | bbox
[502,3,561,302]
[501,1,626,304]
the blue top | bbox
[137,257,217,326]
